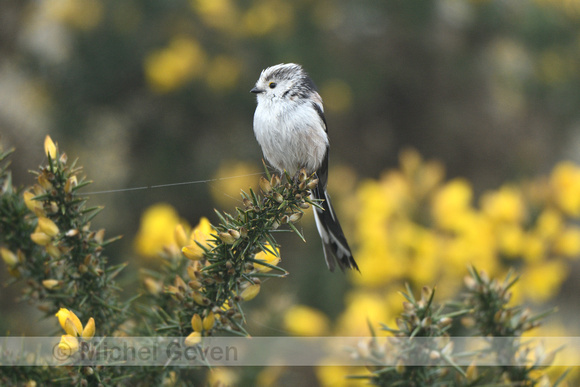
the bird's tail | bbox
[311,185,359,272]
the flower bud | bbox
[66,229,80,238]
[64,176,77,194]
[188,280,202,290]
[270,174,281,188]
[438,317,452,328]
[38,217,59,237]
[44,135,57,159]
[58,335,79,356]
[82,318,95,339]
[218,232,236,244]
[259,176,272,193]
[203,312,215,331]
[228,229,240,240]
[23,191,43,215]
[306,179,319,190]
[143,277,162,295]
[288,212,303,223]
[31,232,51,246]
[182,245,204,260]
[42,279,60,290]
[192,291,209,306]
[240,284,260,301]
[1,248,18,268]
[174,275,187,292]
[38,174,52,191]
[94,229,105,244]
[466,362,478,381]
[185,331,201,346]
[191,314,203,332]
[272,192,284,203]
[45,244,61,259]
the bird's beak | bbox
[250,87,264,94]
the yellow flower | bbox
[519,261,567,303]
[553,227,580,258]
[535,209,562,240]
[253,244,280,272]
[42,279,60,290]
[336,291,395,336]
[46,0,103,30]
[174,224,189,248]
[143,277,163,295]
[37,217,60,237]
[481,185,526,224]
[550,161,580,216]
[182,217,214,260]
[57,335,79,357]
[55,308,95,343]
[56,308,83,335]
[205,56,242,92]
[206,368,239,386]
[239,284,260,301]
[283,305,329,336]
[82,318,95,339]
[23,191,44,216]
[184,331,201,347]
[134,203,183,258]
[209,161,260,208]
[144,36,207,93]
[431,179,474,230]
[203,312,215,331]
[191,314,203,333]
[522,233,546,263]
[1,248,18,268]
[44,135,57,159]
[242,0,293,36]
[30,231,52,246]
[190,0,238,31]
[496,224,525,258]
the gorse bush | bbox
[0,138,575,386]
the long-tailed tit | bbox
[251,63,359,272]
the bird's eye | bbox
[269,82,277,89]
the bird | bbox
[250,63,359,272]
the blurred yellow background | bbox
[2,0,580,385]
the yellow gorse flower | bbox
[134,203,185,258]
[55,308,96,356]
[182,217,214,260]
[44,135,57,159]
[1,247,19,268]
[253,243,280,272]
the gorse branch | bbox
[140,166,319,341]
[352,268,563,386]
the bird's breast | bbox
[253,101,328,175]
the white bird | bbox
[251,63,358,272]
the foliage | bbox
[352,267,564,386]
[0,138,314,386]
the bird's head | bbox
[251,63,318,103]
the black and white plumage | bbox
[251,63,359,272]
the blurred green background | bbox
[2,0,580,384]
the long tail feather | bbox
[311,185,359,272]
